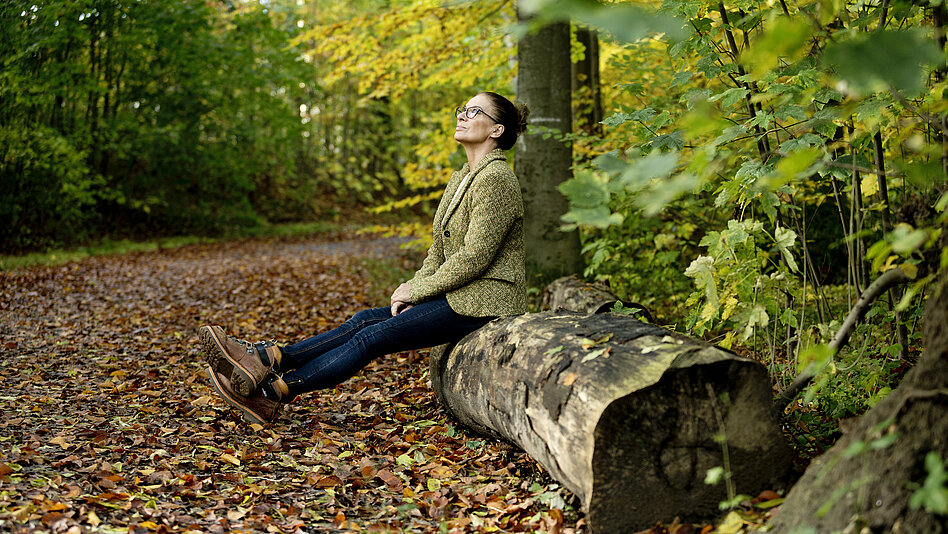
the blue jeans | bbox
[279,296,492,393]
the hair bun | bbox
[515,102,530,134]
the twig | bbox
[773,268,911,415]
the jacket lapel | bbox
[440,149,506,228]
[435,166,466,229]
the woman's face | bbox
[454,94,503,148]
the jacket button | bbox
[444,230,451,237]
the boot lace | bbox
[227,334,279,361]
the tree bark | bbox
[429,312,791,532]
[542,274,653,321]
[571,26,602,138]
[516,10,583,284]
[766,269,948,533]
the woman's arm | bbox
[407,168,522,303]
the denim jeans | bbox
[279,296,493,393]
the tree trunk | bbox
[429,312,791,532]
[767,269,948,533]
[571,26,602,138]
[516,10,583,284]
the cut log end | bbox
[590,358,791,529]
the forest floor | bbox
[0,232,722,534]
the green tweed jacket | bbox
[407,148,526,317]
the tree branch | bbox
[773,268,911,415]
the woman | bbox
[199,92,530,424]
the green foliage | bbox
[822,30,942,97]
[910,452,948,515]
[0,126,96,250]
[0,0,415,253]
[548,0,945,431]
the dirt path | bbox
[0,235,582,533]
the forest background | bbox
[2,0,948,524]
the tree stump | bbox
[429,311,790,532]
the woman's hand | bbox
[391,283,413,316]
[391,301,413,316]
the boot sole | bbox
[199,326,258,396]
[206,366,272,425]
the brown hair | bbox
[480,91,530,150]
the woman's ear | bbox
[491,124,504,139]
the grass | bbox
[0,220,343,271]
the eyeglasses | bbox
[455,105,499,123]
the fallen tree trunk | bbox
[430,311,791,532]
[542,274,654,321]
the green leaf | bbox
[669,70,693,88]
[648,131,686,151]
[822,30,943,96]
[581,347,609,362]
[910,452,948,515]
[521,0,688,42]
[889,224,928,255]
[650,110,673,130]
[616,150,680,188]
[779,133,825,153]
[601,112,632,127]
[741,304,769,341]
[799,344,836,377]
[631,108,658,122]
[544,345,565,356]
[774,226,800,273]
[741,17,814,77]
[710,87,750,109]
[561,206,624,229]
[559,170,610,209]
[685,255,718,309]
[705,466,725,485]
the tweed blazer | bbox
[407,148,526,317]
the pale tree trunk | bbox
[429,311,791,533]
[767,268,948,533]
[516,9,583,283]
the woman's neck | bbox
[463,142,498,170]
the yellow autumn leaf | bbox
[190,395,215,406]
[860,174,879,197]
[49,435,72,450]
[720,295,739,321]
[715,511,746,534]
[898,262,918,279]
[219,453,240,467]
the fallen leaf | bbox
[49,436,73,450]
[219,453,240,466]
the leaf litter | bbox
[0,234,591,533]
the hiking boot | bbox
[206,365,281,425]
[260,374,302,404]
[198,325,283,396]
